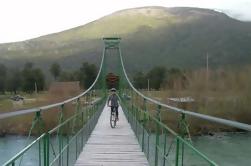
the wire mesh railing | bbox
[3,98,105,166]
[120,92,217,166]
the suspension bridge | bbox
[0,38,251,166]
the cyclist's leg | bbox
[115,106,119,120]
[110,106,113,116]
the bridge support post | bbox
[124,92,130,123]
[58,104,64,166]
[181,113,185,166]
[155,105,161,166]
[175,138,180,166]
[66,122,70,166]
[43,133,49,166]
[163,129,167,166]
[18,110,46,166]
[81,108,84,150]
[135,94,139,139]
[178,112,192,166]
[141,98,147,152]
[131,90,135,131]
[74,98,81,160]
[35,110,45,166]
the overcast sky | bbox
[0,0,250,43]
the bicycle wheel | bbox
[110,110,116,128]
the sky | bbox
[0,0,250,43]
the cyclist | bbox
[107,88,119,121]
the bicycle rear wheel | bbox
[110,111,116,128]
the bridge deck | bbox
[75,105,149,166]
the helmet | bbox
[110,88,116,92]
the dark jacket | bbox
[108,94,119,107]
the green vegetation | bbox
[59,70,79,82]
[6,69,22,94]
[22,62,45,93]
[0,63,45,94]
[0,64,7,93]
[133,66,185,90]
[0,61,97,95]
[50,62,61,80]
[0,61,97,134]
[132,71,147,89]
[57,62,98,89]
[79,62,98,88]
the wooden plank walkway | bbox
[75,105,149,166]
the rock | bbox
[0,130,6,137]
[208,132,214,136]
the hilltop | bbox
[1,7,251,73]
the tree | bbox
[59,70,78,82]
[7,69,22,94]
[22,62,45,93]
[0,64,7,94]
[50,62,61,80]
[133,71,147,89]
[22,62,34,93]
[165,68,188,89]
[146,66,166,90]
[79,62,97,89]
[34,68,45,91]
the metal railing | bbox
[120,95,217,166]
[3,98,105,166]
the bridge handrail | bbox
[0,48,105,120]
[119,47,251,132]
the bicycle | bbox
[110,106,118,128]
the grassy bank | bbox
[137,90,251,136]
[0,91,83,136]
[138,67,251,135]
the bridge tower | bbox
[103,37,123,90]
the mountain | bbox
[1,6,251,74]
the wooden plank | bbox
[75,105,149,166]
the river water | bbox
[0,132,250,165]
[192,132,251,166]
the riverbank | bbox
[0,91,84,136]
[139,89,251,135]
